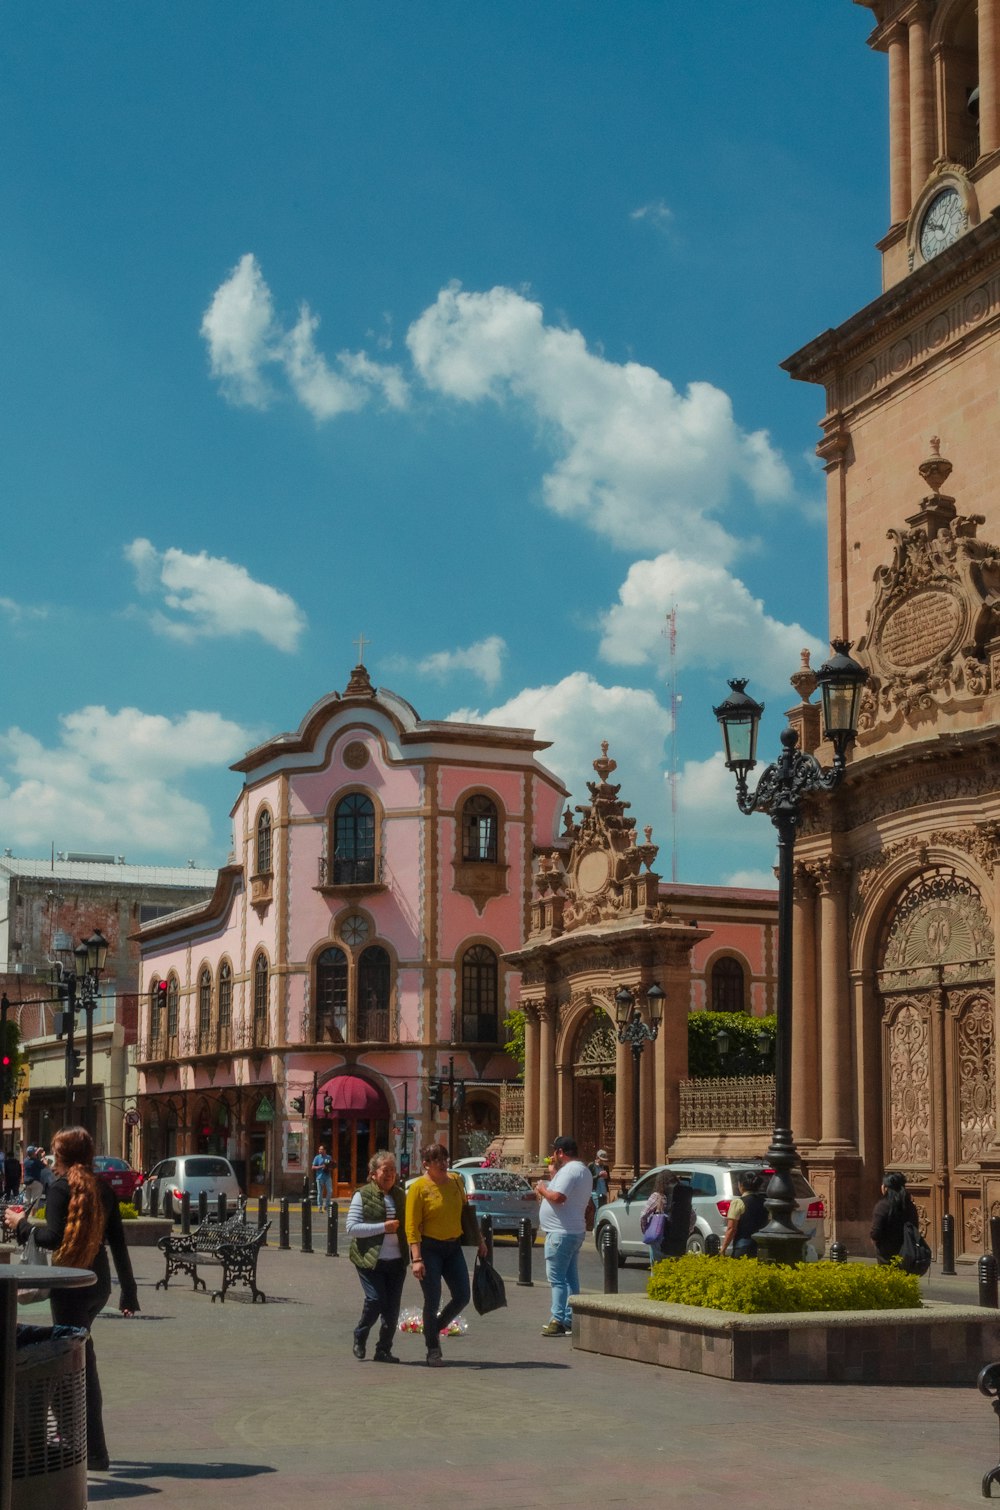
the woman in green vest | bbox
[346,1149,407,1362]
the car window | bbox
[100,1158,128,1171]
[153,1161,175,1179]
[471,1171,531,1193]
[627,1171,660,1201]
[183,1157,233,1177]
[685,1172,716,1197]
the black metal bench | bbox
[155,1214,270,1303]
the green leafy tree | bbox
[502,1009,525,1075]
[688,1011,776,1079]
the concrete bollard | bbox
[149,1181,160,1218]
[198,1190,208,1223]
[980,1253,999,1308]
[602,1224,619,1294]
[257,1196,268,1242]
[829,1240,848,1264]
[301,1198,313,1254]
[705,1234,721,1257]
[180,1191,191,1235]
[217,1192,228,1224]
[941,1213,956,1276]
[327,1202,339,1257]
[279,1196,290,1250]
[517,1217,534,1286]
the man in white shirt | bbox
[536,1135,594,1337]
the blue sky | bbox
[0,3,886,883]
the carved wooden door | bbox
[572,1010,616,1165]
[879,872,995,1255]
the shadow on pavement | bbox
[88,1461,277,1500]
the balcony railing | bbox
[678,1075,775,1132]
[317,856,378,888]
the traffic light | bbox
[0,1054,11,1105]
[289,1095,305,1115]
[323,1093,333,1117]
[68,1048,82,1080]
[428,1078,443,1110]
[454,1080,466,1111]
[155,979,169,1003]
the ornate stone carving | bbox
[572,1010,617,1077]
[855,443,1000,739]
[885,1001,932,1166]
[805,856,851,895]
[957,994,996,1165]
[927,822,1000,878]
[678,1075,776,1133]
[880,872,994,992]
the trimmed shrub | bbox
[688,1012,776,1078]
[647,1254,921,1313]
[119,1201,139,1221]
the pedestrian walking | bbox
[4,1124,139,1472]
[3,1146,21,1198]
[536,1135,593,1337]
[312,1144,332,1211]
[21,1144,44,1201]
[588,1149,611,1208]
[346,1149,407,1363]
[870,1170,919,1265]
[405,1143,486,1367]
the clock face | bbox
[340,914,370,946]
[919,188,965,261]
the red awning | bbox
[313,1075,389,1119]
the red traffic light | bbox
[1,1056,9,1068]
[155,979,169,996]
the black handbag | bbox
[472,1254,507,1315]
[460,1201,482,1248]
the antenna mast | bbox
[664,606,680,882]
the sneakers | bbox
[541,1319,568,1337]
[425,1346,444,1366]
[87,1453,111,1473]
[352,1338,366,1360]
[373,1348,399,1364]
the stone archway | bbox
[877,869,995,1253]
[571,1008,617,1165]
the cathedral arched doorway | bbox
[877,869,995,1254]
[571,1008,616,1164]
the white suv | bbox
[593,1158,826,1265]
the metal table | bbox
[0,1264,95,1510]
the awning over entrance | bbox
[314,1074,389,1119]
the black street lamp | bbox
[54,929,109,1135]
[613,981,666,1183]
[713,639,866,1264]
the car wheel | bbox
[686,1230,709,1255]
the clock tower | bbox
[779,1,1000,1258]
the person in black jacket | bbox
[3,1124,139,1471]
[3,1147,20,1198]
[721,1172,768,1258]
[870,1170,919,1264]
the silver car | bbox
[593,1159,826,1265]
[406,1167,539,1239]
[145,1155,243,1219]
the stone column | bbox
[538,1003,556,1156]
[522,1004,540,1162]
[614,1034,632,1179]
[909,5,934,202]
[981,0,1000,157]
[887,23,911,224]
[791,863,820,1144]
[640,1040,656,1171]
[817,858,854,1147]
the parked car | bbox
[93,1156,145,1203]
[144,1155,242,1219]
[406,1167,539,1239]
[593,1158,826,1265]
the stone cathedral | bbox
[782,0,1000,1254]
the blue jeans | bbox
[544,1229,585,1327]
[315,1174,332,1210]
[418,1237,470,1350]
[354,1258,406,1353]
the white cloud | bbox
[0,706,254,858]
[599,552,825,692]
[388,635,506,689]
[201,254,409,420]
[676,751,779,885]
[450,671,674,842]
[630,198,674,231]
[125,538,306,652]
[0,598,47,624]
[406,283,793,554]
[725,868,778,890]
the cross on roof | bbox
[353,631,370,663]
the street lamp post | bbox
[613,982,666,1184]
[55,929,109,1137]
[713,639,866,1264]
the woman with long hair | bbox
[405,1143,486,1367]
[3,1125,139,1471]
[870,1170,919,1264]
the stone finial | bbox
[593,741,617,784]
[644,825,653,844]
[918,435,953,496]
[344,663,374,697]
[789,647,818,703]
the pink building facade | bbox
[135,664,567,1197]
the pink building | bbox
[135,664,567,1197]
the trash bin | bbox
[12,1324,88,1510]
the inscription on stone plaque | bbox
[881,590,961,669]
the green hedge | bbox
[647,1254,921,1313]
[119,1202,139,1221]
[688,1011,776,1078]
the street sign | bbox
[256,1097,275,1122]
[124,1110,141,1128]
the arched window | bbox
[252,954,268,1047]
[333,793,375,884]
[166,975,180,1048]
[198,967,212,1051]
[462,794,498,863]
[316,948,348,1042]
[149,981,164,1054]
[256,809,272,875]
[357,946,391,1042]
[711,957,746,1014]
[218,961,233,1050]
[461,945,499,1042]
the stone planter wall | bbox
[572,1293,1000,1384]
[123,1218,172,1247]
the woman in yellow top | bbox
[405,1143,486,1366]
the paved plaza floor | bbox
[31,1233,1000,1508]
